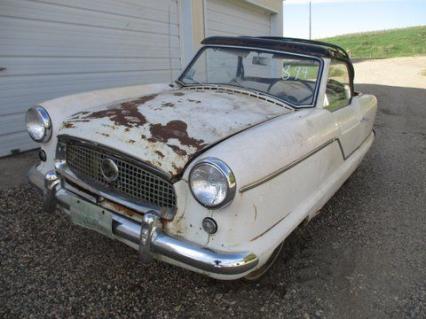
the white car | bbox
[27,36,377,280]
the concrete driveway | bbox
[1,57,425,318]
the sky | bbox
[283,0,426,39]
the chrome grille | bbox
[65,140,176,209]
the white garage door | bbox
[0,0,181,157]
[205,0,272,37]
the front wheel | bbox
[244,242,284,281]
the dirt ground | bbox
[354,56,426,89]
[1,57,425,318]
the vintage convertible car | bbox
[27,37,377,280]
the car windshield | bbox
[179,47,322,107]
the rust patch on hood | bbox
[60,88,292,178]
[161,102,175,107]
[71,111,89,117]
[72,94,158,127]
[96,132,110,137]
[171,163,182,176]
[62,122,75,129]
[167,144,187,157]
[155,150,165,158]
[149,120,207,151]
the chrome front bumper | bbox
[28,166,259,276]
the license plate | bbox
[69,198,114,239]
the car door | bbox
[324,60,363,158]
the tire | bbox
[244,242,284,281]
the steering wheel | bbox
[267,79,316,105]
[266,79,283,93]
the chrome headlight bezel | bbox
[189,157,236,209]
[25,106,52,143]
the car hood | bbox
[59,88,292,177]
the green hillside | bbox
[321,26,426,59]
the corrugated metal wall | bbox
[0,0,181,156]
[205,0,272,37]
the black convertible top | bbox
[202,36,350,61]
[202,36,354,83]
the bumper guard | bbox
[28,166,259,276]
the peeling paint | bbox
[96,132,110,137]
[60,89,292,177]
[155,150,165,158]
[73,94,158,128]
[164,209,186,235]
[149,120,207,151]
[161,102,175,107]
[167,144,187,157]
[70,111,89,118]
[62,122,75,129]
[168,163,182,176]
[100,200,142,222]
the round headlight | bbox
[189,158,236,209]
[25,106,52,142]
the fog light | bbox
[202,217,217,234]
[39,149,47,161]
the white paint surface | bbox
[60,88,292,176]
[32,76,376,279]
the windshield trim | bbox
[176,45,324,109]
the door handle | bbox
[0,67,6,72]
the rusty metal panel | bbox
[60,88,292,177]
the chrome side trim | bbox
[343,132,373,160]
[239,131,374,193]
[240,138,339,193]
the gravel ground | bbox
[355,56,426,89]
[0,152,38,191]
[1,73,425,317]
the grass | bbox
[321,25,426,59]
